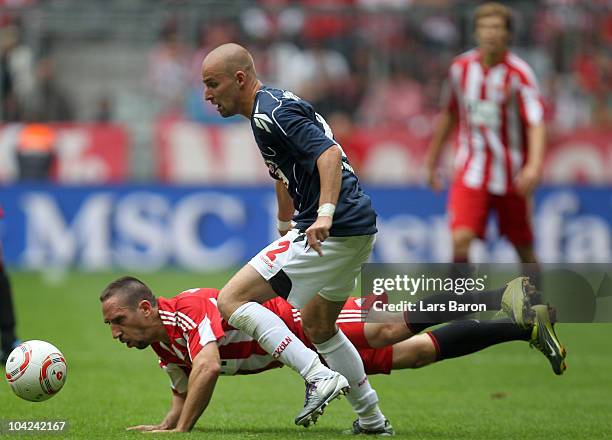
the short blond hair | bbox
[474,2,513,32]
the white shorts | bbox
[248,229,375,309]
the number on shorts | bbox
[266,240,290,261]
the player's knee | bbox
[371,323,404,348]
[411,336,437,368]
[453,230,474,255]
[515,245,537,263]
[453,231,473,247]
[216,298,231,320]
[216,292,238,320]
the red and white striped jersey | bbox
[152,288,225,394]
[444,49,544,195]
[152,288,287,394]
[152,288,368,394]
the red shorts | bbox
[356,346,393,375]
[268,297,393,375]
[448,183,534,246]
[337,319,393,375]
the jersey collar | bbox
[251,85,268,119]
[477,48,509,70]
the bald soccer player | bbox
[200,43,391,434]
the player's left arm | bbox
[515,122,546,196]
[152,342,221,432]
[271,102,343,255]
[306,145,343,256]
[514,69,547,197]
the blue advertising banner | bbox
[0,185,610,270]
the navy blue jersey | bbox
[250,86,376,236]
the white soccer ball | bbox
[5,340,67,402]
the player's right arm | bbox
[426,66,459,191]
[276,180,295,236]
[268,98,344,248]
[426,109,457,192]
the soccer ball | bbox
[5,340,67,402]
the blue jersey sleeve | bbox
[272,102,337,173]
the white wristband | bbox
[277,219,292,230]
[317,203,336,217]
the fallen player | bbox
[100,276,565,433]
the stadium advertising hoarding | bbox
[0,185,610,270]
[1,122,610,185]
[156,120,612,184]
[0,124,129,183]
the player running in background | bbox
[100,276,566,433]
[426,3,546,277]
[200,43,389,433]
[0,205,20,364]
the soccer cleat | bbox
[530,304,567,375]
[500,277,541,329]
[344,419,395,436]
[295,372,350,427]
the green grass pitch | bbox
[1,270,611,439]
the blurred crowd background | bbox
[0,0,610,182]
[0,0,610,267]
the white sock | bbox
[358,406,386,429]
[314,329,385,428]
[228,302,329,382]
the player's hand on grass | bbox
[514,164,541,196]
[126,424,168,432]
[145,428,184,433]
[306,216,332,256]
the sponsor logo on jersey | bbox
[282,91,301,101]
[253,113,273,133]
